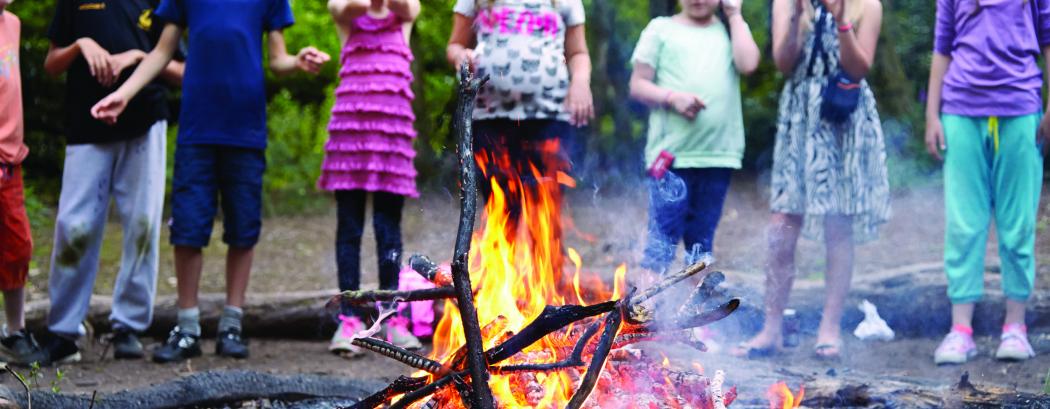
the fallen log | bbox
[22,291,344,339]
[723,263,1050,337]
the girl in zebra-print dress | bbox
[731,0,889,360]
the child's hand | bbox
[924,115,946,161]
[109,50,147,81]
[566,81,594,127]
[77,38,116,87]
[453,48,477,72]
[90,93,129,125]
[668,92,705,120]
[296,47,331,75]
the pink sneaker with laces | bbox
[330,314,364,357]
[995,323,1035,361]
[934,324,977,365]
[384,315,423,350]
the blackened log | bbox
[566,305,623,409]
[350,338,443,374]
[449,64,494,409]
[348,376,429,409]
[486,302,615,364]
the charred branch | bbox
[449,64,494,409]
[334,287,456,307]
[409,254,453,287]
[486,302,616,364]
[387,370,469,409]
[566,303,624,409]
[350,338,443,374]
[678,271,725,316]
[349,376,429,409]
[491,321,602,374]
[627,261,713,324]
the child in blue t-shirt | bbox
[92,0,330,363]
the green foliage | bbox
[11,0,942,209]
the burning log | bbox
[566,301,625,409]
[409,254,453,287]
[353,376,430,409]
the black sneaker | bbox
[0,329,46,367]
[215,328,249,359]
[152,326,202,363]
[111,329,144,359]
[40,334,81,366]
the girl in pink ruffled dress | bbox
[321,0,421,357]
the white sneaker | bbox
[995,323,1035,361]
[330,315,364,358]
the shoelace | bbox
[939,332,973,353]
[1001,331,1034,355]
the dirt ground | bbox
[9,173,1050,404]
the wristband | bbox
[837,21,853,33]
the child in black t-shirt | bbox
[39,0,184,366]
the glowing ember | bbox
[766,381,805,409]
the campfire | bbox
[338,67,740,409]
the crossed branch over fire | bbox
[337,66,741,409]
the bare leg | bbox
[174,246,204,309]
[3,288,25,333]
[952,303,975,329]
[817,215,854,352]
[225,247,254,308]
[1004,300,1025,326]
[736,212,803,351]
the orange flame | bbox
[767,381,805,409]
[424,140,626,407]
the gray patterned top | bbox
[453,0,585,121]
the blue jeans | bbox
[170,144,266,249]
[641,168,732,274]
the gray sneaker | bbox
[0,329,46,367]
[112,330,144,359]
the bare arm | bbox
[564,25,594,126]
[446,13,476,69]
[44,38,117,86]
[832,0,881,79]
[629,62,704,120]
[389,0,420,22]
[268,30,331,76]
[328,0,369,27]
[1038,45,1050,147]
[726,14,761,75]
[772,0,806,74]
[924,52,950,160]
[159,60,185,87]
[90,23,182,123]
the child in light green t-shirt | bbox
[629,0,760,278]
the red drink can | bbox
[648,150,675,179]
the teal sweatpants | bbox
[942,114,1043,304]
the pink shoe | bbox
[934,325,977,365]
[330,314,364,357]
[995,323,1035,361]
[384,315,423,350]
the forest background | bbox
[9,0,938,223]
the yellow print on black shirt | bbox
[78,2,106,11]
[139,9,153,31]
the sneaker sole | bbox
[935,350,977,365]
[995,350,1034,361]
[114,350,145,360]
[151,350,202,363]
[53,352,81,365]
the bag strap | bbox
[805,7,827,77]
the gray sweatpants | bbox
[48,121,167,338]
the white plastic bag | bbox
[853,299,895,341]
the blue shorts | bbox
[170,144,266,249]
